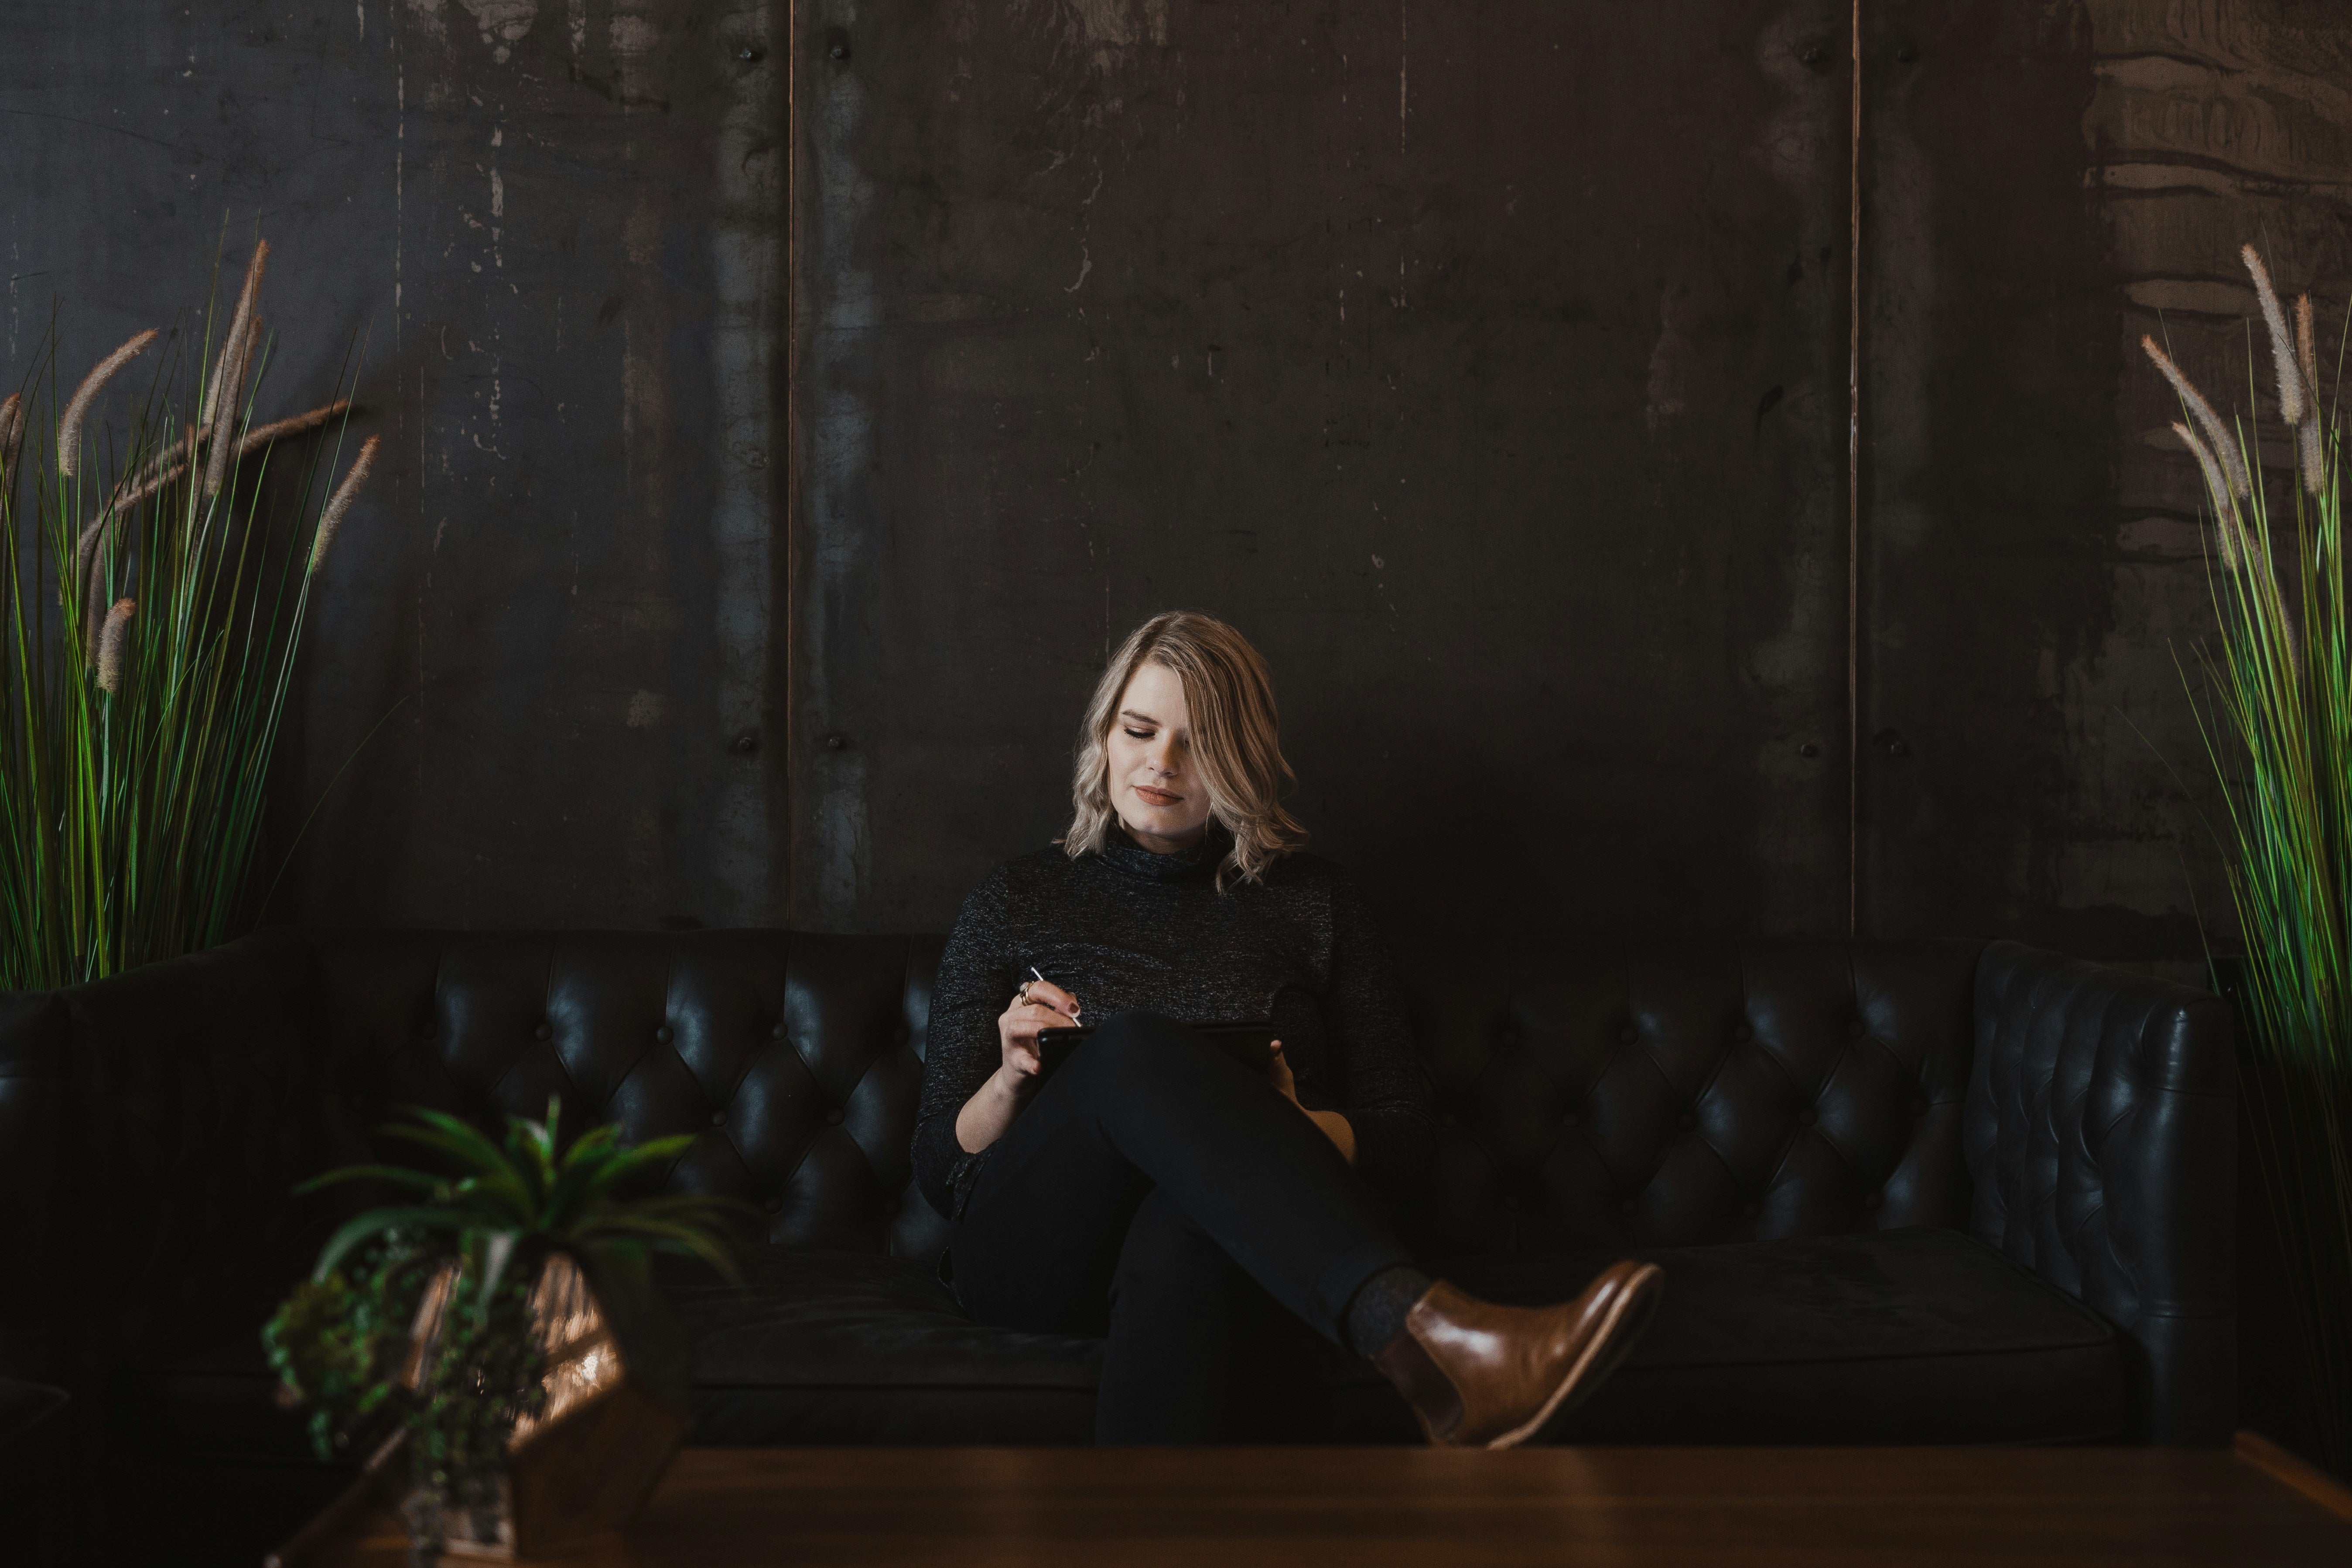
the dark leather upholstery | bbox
[305,930,952,1266]
[0,926,2233,1510]
[0,1377,72,1568]
[1968,942,2237,1442]
[0,993,68,1384]
[1449,1227,2128,1444]
[1398,938,1981,1257]
[655,1226,2126,1447]
[63,931,331,1366]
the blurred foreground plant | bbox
[2150,243,2352,1473]
[265,1098,747,1559]
[0,239,379,988]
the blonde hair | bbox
[1063,611,1304,886]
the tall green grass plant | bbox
[0,241,379,989]
[2152,243,2352,1473]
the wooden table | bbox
[313,1434,2352,1566]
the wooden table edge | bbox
[2236,1429,2352,1526]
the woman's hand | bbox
[995,977,1082,1089]
[1267,1041,1357,1164]
[956,977,1082,1155]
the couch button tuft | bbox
[710,1111,726,1127]
[1501,1195,1521,1212]
[1677,1113,1695,1131]
[1498,1028,1521,1047]
[1618,1025,1638,1045]
[656,1025,674,1044]
[420,1020,436,1039]
[765,1197,783,1213]
[1440,1113,1457,1128]
[894,1026,911,1045]
[1865,1192,1883,1210]
[1911,1097,1928,1115]
[1743,1202,1761,1219]
[824,1108,844,1126]
[349,1093,368,1111]
[534,1023,552,1041]
[1562,1110,1579,1127]
[771,1023,786,1041]
[1799,1107,1818,1127]
[1734,1024,1752,1042]
[1848,1018,1865,1039]
[883,1199,900,1216]
[1620,1199,1638,1216]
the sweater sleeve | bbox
[912,865,1019,1220]
[1321,872,1435,1199]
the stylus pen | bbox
[1027,966,1079,1017]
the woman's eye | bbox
[1123,728,1153,741]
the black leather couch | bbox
[0,928,2234,1557]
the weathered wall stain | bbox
[1848,2,2352,965]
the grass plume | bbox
[94,599,134,694]
[2245,244,2306,427]
[57,329,159,479]
[2146,335,2250,500]
[202,241,268,426]
[2173,421,2241,570]
[310,435,380,570]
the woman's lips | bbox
[1133,785,1182,807]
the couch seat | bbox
[673,1227,2126,1446]
[1449,1226,2129,1445]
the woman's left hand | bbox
[1267,1042,1357,1164]
[1266,1039,1299,1103]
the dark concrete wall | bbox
[791,0,1855,944]
[3,1,789,931]
[8,1,2352,968]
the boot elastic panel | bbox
[1370,1317,1464,1443]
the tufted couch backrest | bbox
[311,931,954,1267]
[302,930,1988,1271]
[1394,936,1983,1260]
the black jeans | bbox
[947,1011,1416,1442]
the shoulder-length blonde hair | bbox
[1063,611,1304,886]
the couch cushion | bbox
[670,1247,1105,1443]
[665,1228,2123,1446]
[1445,1225,2128,1444]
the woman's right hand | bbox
[995,977,1082,1090]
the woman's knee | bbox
[1110,1190,1236,1300]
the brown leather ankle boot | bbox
[1370,1261,1664,1448]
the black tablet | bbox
[1033,1020,1279,1081]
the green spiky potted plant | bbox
[0,239,381,991]
[2145,243,2352,1476]
[263,1097,747,1563]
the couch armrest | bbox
[65,929,337,1358]
[1966,942,2235,1443]
[0,992,71,1383]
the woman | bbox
[912,611,1661,1445]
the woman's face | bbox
[1106,660,1214,853]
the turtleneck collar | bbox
[1099,823,1229,882]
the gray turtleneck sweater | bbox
[910,830,1435,1223]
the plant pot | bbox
[401,1250,692,1561]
